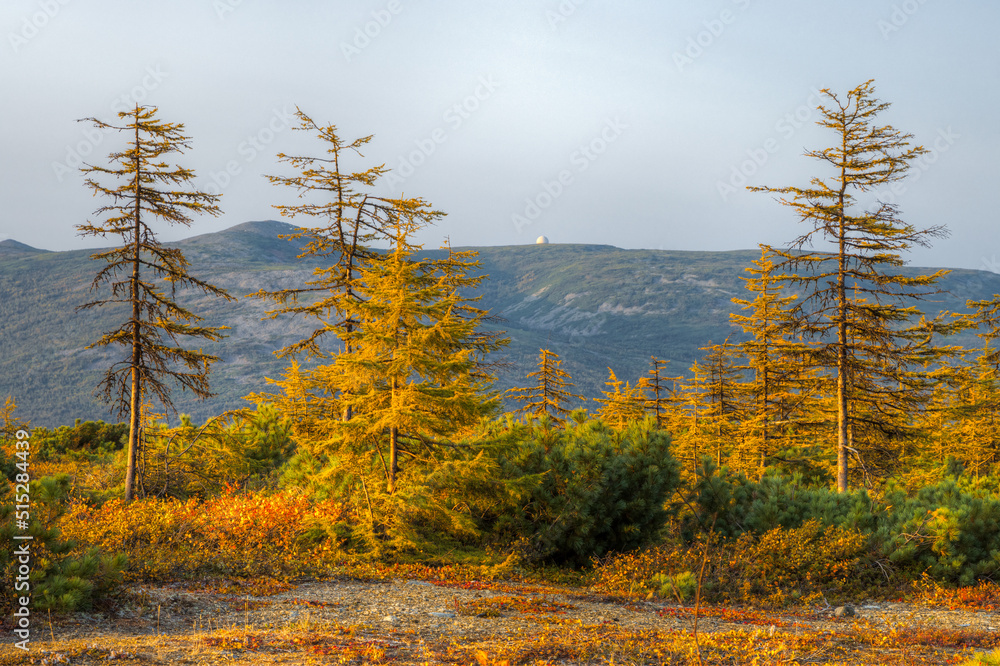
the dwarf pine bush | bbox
[681,460,875,540]
[879,476,1000,585]
[32,419,126,461]
[680,461,1000,587]
[492,415,680,566]
[0,471,126,613]
[652,571,698,601]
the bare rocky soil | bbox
[3,578,998,664]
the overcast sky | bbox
[1,0,996,270]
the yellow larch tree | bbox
[250,109,443,421]
[636,356,679,430]
[750,80,950,491]
[671,341,745,477]
[731,245,819,478]
[594,368,647,429]
[507,349,584,427]
[77,105,232,501]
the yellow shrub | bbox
[594,520,875,607]
[730,519,870,605]
[58,490,348,581]
[592,538,704,598]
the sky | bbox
[1,0,996,270]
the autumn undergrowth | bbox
[19,416,1000,637]
[592,519,886,608]
[11,454,1000,665]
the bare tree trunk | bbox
[341,321,354,422]
[125,110,142,502]
[388,375,398,493]
[125,237,141,501]
[837,343,848,492]
[388,426,398,494]
[125,364,140,501]
[761,366,769,474]
[836,180,849,493]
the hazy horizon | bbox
[2,1,996,271]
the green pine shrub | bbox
[678,461,1000,588]
[878,475,1000,585]
[680,459,876,540]
[32,419,127,461]
[490,415,680,566]
[652,570,698,601]
[1,470,126,614]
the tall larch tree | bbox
[947,297,1000,477]
[1,395,29,441]
[951,358,1000,478]
[961,296,1000,374]
[750,80,949,492]
[672,341,745,476]
[250,108,442,421]
[77,105,233,501]
[259,222,508,546]
[507,349,584,427]
[247,115,508,544]
[697,341,746,470]
[327,222,507,495]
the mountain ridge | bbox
[0,238,48,257]
[2,221,998,427]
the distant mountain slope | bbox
[450,244,764,397]
[2,221,998,427]
[174,220,310,265]
[0,239,48,258]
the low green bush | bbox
[679,461,1000,587]
[490,415,681,566]
[879,475,1000,586]
[680,459,876,540]
[1,470,126,613]
[652,570,698,601]
[32,419,127,461]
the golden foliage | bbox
[594,520,873,607]
[57,491,348,581]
